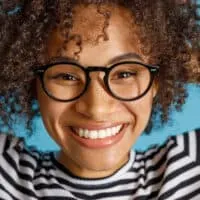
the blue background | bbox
[14,84,200,151]
[8,0,200,152]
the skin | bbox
[36,4,157,178]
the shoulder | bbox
[0,134,56,199]
[168,128,200,164]
[135,129,200,167]
[156,129,200,199]
[0,133,25,154]
[0,133,47,175]
[132,129,200,199]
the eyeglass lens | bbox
[43,63,151,101]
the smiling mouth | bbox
[70,124,125,140]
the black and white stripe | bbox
[0,129,200,199]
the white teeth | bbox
[79,129,84,137]
[90,131,98,139]
[84,129,89,138]
[73,125,123,139]
[99,130,106,138]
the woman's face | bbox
[36,4,157,178]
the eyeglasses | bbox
[34,61,159,102]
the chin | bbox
[78,152,128,174]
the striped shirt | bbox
[0,129,200,200]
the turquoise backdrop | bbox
[14,84,200,151]
[6,0,200,151]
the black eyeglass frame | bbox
[34,61,159,102]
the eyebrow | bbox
[107,53,144,65]
[49,52,144,66]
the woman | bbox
[0,0,199,199]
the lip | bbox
[67,123,128,149]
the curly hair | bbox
[0,0,199,135]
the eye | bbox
[51,73,79,81]
[117,71,137,79]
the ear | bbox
[152,80,159,98]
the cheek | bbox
[125,89,154,132]
[37,91,74,147]
[36,80,70,132]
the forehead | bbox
[46,3,144,63]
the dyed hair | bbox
[0,0,199,134]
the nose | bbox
[75,78,118,121]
